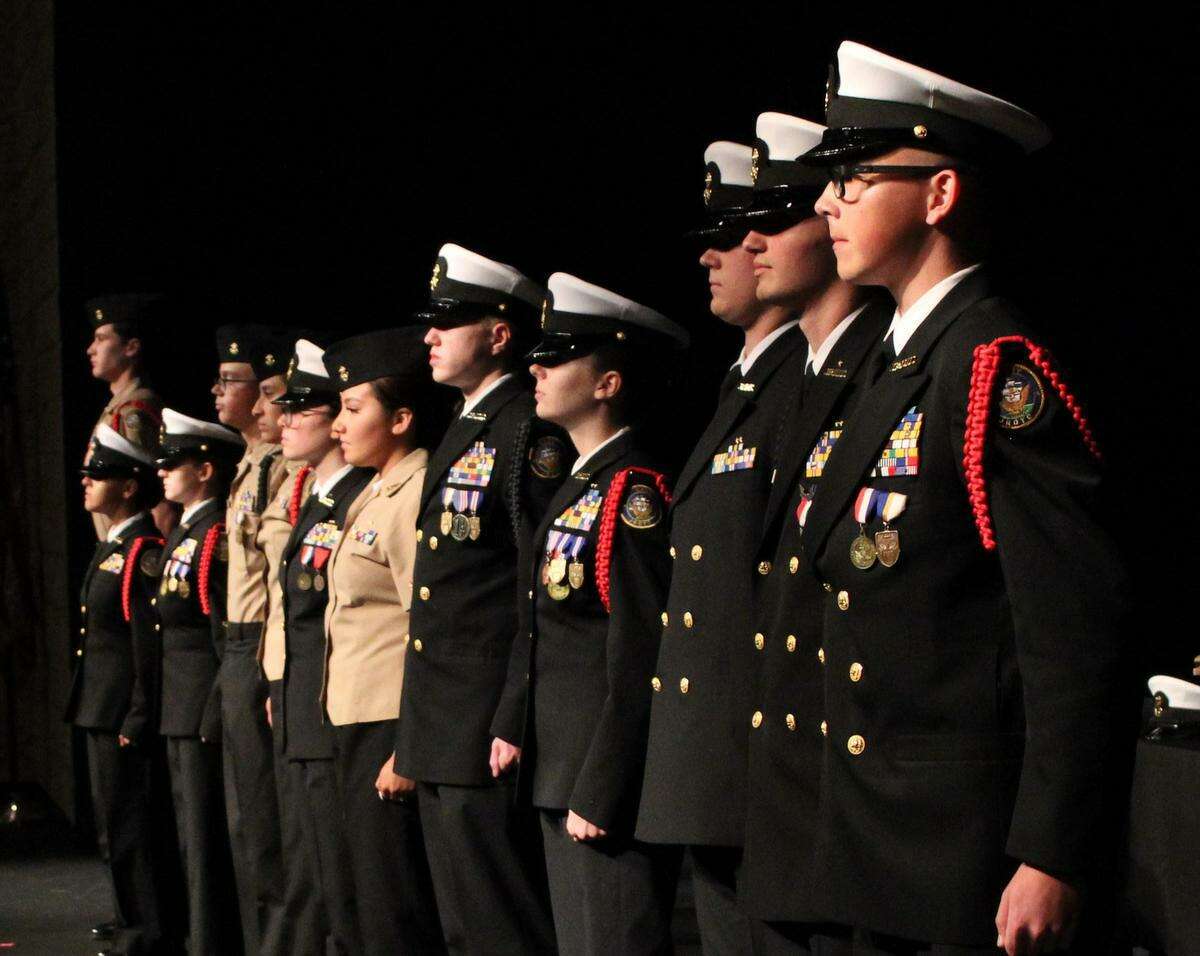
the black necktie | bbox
[719,366,742,401]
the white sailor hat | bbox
[1148,675,1200,712]
[274,338,339,408]
[718,114,828,234]
[807,40,1051,165]
[686,142,755,247]
[157,407,245,466]
[416,243,545,332]
[528,273,689,367]
[82,424,158,480]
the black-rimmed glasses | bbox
[827,164,966,200]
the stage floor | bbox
[0,851,111,955]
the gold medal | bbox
[849,534,877,570]
[568,560,585,590]
[440,510,453,535]
[548,581,571,601]
[469,515,481,541]
[168,577,179,593]
[874,529,900,567]
[548,557,567,585]
[297,572,313,591]
[313,573,326,592]
[160,580,169,596]
[451,512,471,542]
[178,579,191,600]
[540,561,550,586]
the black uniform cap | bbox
[86,293,167,336]
[414,243,545,333]
[322,327,433,391]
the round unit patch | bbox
[621,484,662,530]
[997,363,1045,431]
[529,436,566,480]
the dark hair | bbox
[369,375,446,448]
[173,451,238,497]
[484,316,538,375]
[587,341,664,427]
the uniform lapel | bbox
[418,377,527,514]
[671,325,802,510]
[800,272,993,565]
[759,304,890,547]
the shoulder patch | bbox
[997,362,1045,431]
[529,435,566,480]
[620,484,662,530]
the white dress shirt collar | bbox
[461,373,515,417]
[732,320,800,375]
[572,426,632,475]
[182,497,217,526]
[885,263,982,355]
[312,464,354,500]
[107,512,145,542]
[806,303,870,374]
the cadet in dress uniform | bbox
[213,324,294,956]
[393,243,564,955]
[749,42,1130,955]
[155,408,246,956]
[498,273,688,956]
[321,329,445,956]
[635,136,809,953]
[274,338,371,955]
[84,294,168,540]
[67,425,177,956]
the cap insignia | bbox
[913,124,928,139]
[750,147,760,185]
[265,353,276,367]
[540,299,550,329]
[94,308,104,321]
[338,365,349,382]
[497,301,507,312]
[229,341,240,356]
[703,170,713,206]
[286,355,297,381]
[430,262,441,291]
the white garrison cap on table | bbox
[806,40,1051,164]
[1148,675,1200,712]
[274,338,338,408]
[528,272,688,366]
[417,242,544,330]
[157,407,245,464]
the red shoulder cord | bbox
[288,466,313,525]
[963,335,1101,551]
[110,399,163,431]
[122,535,164,623]
[594,466,673,613]
[197,522,225,616]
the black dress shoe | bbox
[91,921,118,940]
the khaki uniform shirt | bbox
[88,378,163,540]
[259,460,312,680]
[226,442,288,625]
[323,448,427,726]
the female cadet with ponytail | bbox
[492,273,689,956]
[319,329,445,956]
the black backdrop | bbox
[54,5,1192,678]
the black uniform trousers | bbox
[288,753,363,955]
[757,924,1001,954]
[265,679,326,956]
[166,735,243,956]
[539,810,680,956]
[418,778,556,954]
[221,629,289,956]
[86,731,180,956]
[330,719,445,956]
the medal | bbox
[850,534,877,570]
[160,579,169,596]
[451,512,471,542]
[313,573,326,592]
[568,560,585,590]
[548,581,570,601]
[469,514,481,541]
[440,510,453,535]
[297,572,313,591]
[548,557,567,585]
[168,577,179,593]
[874,529,900,567]
[178,579,191,600]
[540,562,550,586]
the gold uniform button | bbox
[820,720,828,737]
[822,582,833,593]
[651,676,662,692]
[817,647,825,664]
[413,639,423,653]
[679,677,690,694]
[683,612,694,629]
[661,612,668,627]
[79,627,86,635]
[429,536,438,550]
[789,556,799,574]
[849,662,864,682]
[416,530,424,542]
[80,604,86,613]
[786,713,796,731]
[150,598,156,606]
[669,546,676,559]
[847,734,866,756]
[154,624,160,632]
[786,634,797,653]
[419,586,431,601]
[528,590,533,599]
[691,545,703,561]
[76,648,83,657]
[754,633,765,651]
[751,710,763,729]
[837,590,850,611]
[758,561,772,575]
